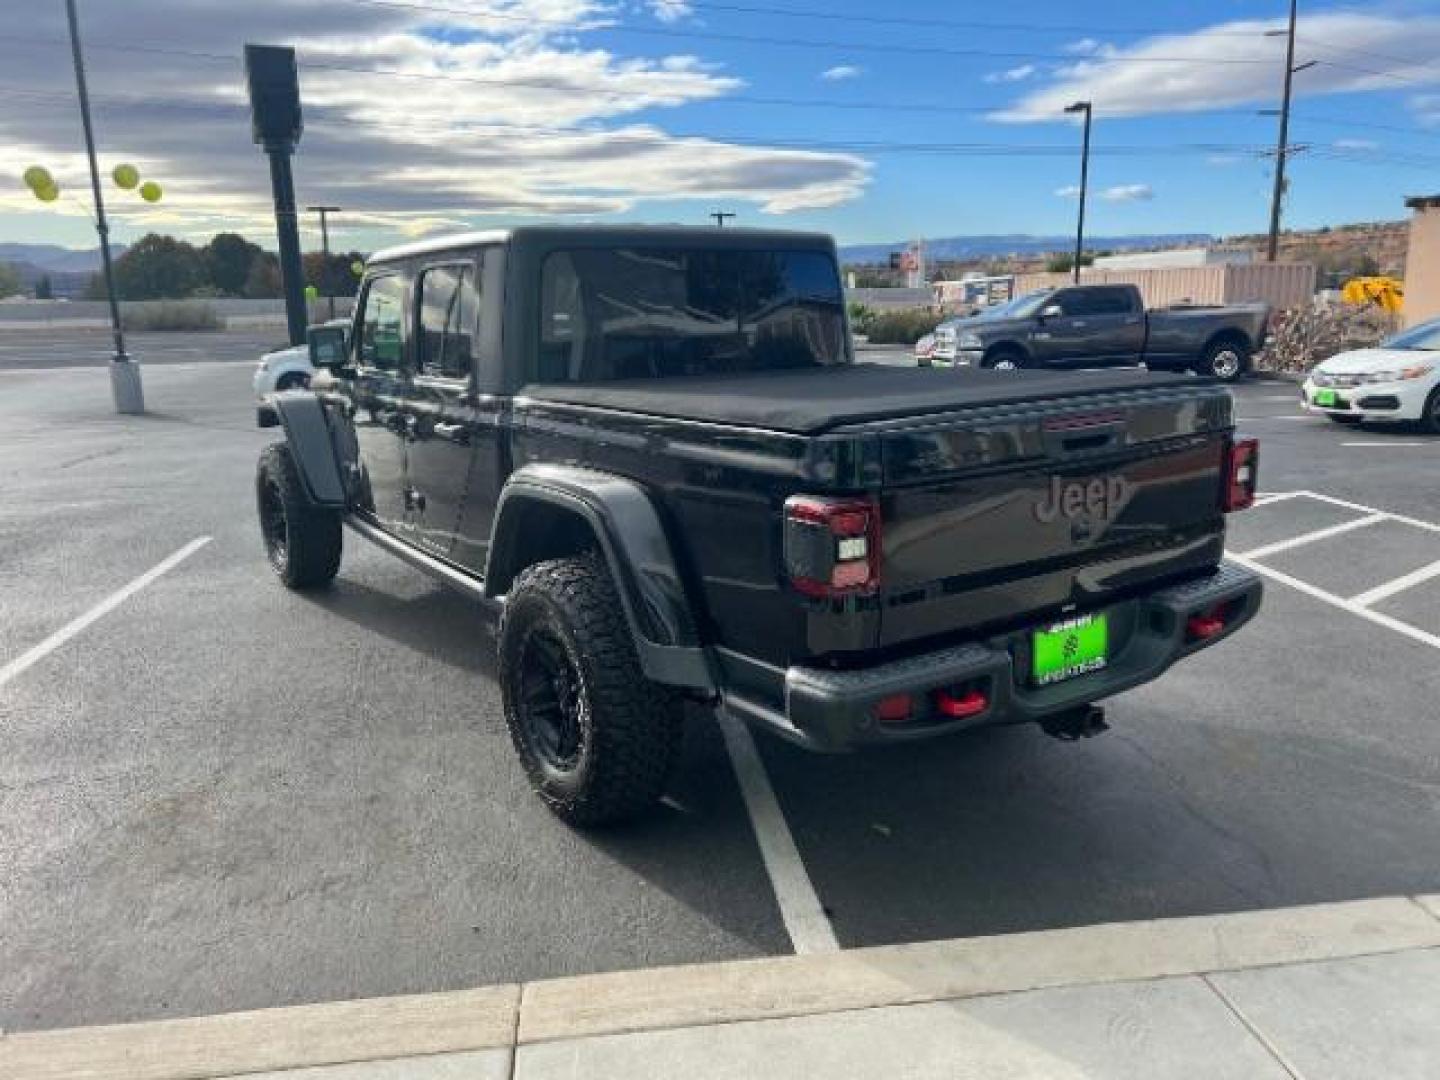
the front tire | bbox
[499,555,683,826]
[984,348,1025,371]
[1198,339,1250,382]
[256,443,342,589]
[1420,387,1440,435]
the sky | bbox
[2,0,1440,253]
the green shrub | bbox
[863,308,944,345]
[121,300,222,332]
[847,301,877,335]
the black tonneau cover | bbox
[522,364,1203,436]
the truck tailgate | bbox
[858,384,1232,649]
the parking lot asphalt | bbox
[3,345,1440,1035]
[0,327,284,370]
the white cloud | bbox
[1063,38,1118,59]
[1411,94,1440,126]
[821,64,863,82]
[648,0,692,23]
[1332,138,1379,151]
[983,64,1036,84]
[1207,154,1241,167]
[995,13,1440,121]
[0,0,869,243]
[1055,183,1154,202]
[1101,184,1154,202]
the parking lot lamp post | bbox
[1064,100,1093,285]
[307,205,341,319]
[65,0,143,414]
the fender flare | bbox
[262,391,348,509]
[486,464,716,693]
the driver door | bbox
[350,271,411,535]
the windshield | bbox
[537,247,848,381]
[976,289,1053,320]
[1382,320,1440,351]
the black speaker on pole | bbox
[245,43,307,345]
[244,44,303,149]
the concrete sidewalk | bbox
[6,896,1439,1079]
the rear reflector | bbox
[1186,606,1228,642]
[873,694,913,723]
[1224,438,1259,512]
[934,688,988,719]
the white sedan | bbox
[252,319,349,398]
[1302,317,1440,433]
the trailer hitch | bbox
[1039,704,1109,741]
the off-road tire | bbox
[499,555,683,827]
[1197,338,1251,382]
[256,442,342,589]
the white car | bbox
[1302,317,1440,433]
[252,319,349,398]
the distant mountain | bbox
[839,234,1213,264]
[0,243,125,274]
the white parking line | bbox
[1235,513,1387,560]
[717,714,839,955]
[1296,491,1440,537]
[0,537,212,690]
[1252,491,1305,507]
[1342,442,1429,448]
[1230,553,1440,653]
[1349,557,1440,608]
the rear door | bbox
[1040,287,1145,366]
[405,259,482,560]
[350,271,411,535]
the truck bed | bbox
[522,364,1202,436]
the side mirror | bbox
[307,324,348,370]
[1039,303,1064,321]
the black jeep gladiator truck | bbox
[928,283,1271,381]
[256,226,1263,825]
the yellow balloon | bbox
[351,259,365,277]
[23,165,54,191]
[33,182,60,203]
[112,163,140,190]
[138,180,163,203]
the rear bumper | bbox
[722,562,1262,751]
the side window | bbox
[417,263,480,380]
[1089,288,1135,315]
[357,274,406,371]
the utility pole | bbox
[307,205,341,319]
[245,44,307,346]
[65,0,143,414]
[1064,100,1093,285]
[1266,0,1304,263]
[710,211,736,227]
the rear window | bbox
[537,248,848,382]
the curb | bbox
[5,896,1439,1080]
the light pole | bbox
[1064,100,1092,285]
[1264,2,1315,262]
[65,0,143,414]
[307,205,341,319]
[710,211,736,227]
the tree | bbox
[302,250,365,299]
[243,252,283,299]
[204,232,263,296]
[34,274,54,300]
[0,262,21,299]
[112,233,206,299]
[1045,253,1095,273]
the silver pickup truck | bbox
[928,284,1272,382]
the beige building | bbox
[1404,196,1440,327]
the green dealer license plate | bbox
[1313,389,1338,407]
[1032,614,1109,686]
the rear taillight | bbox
[1224,438,1259,512]
[784,496,881,598]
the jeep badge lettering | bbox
[1034,475,1131,524]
